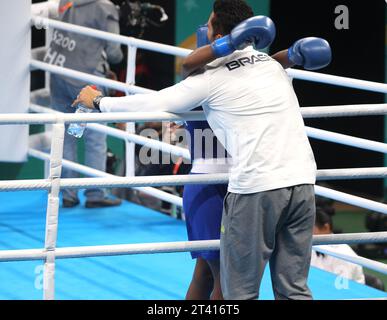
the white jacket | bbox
[101,47,317,194]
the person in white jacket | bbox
[73,0,331,299]
[311,207,365,284]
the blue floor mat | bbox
[0,190,386,300]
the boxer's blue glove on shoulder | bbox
[288,37,332,70]
[196,24,210,48]
[211,16,276,58]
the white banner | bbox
[0,0,31,162]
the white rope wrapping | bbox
[1,169,387,214]
[317,167,387,180]
[43,124,64,300]
[2,168,387,191]
[29,104,387,159]
[31,60,152,95]
[313,246,387,275]
[315,185,387,215]
[288,69,387,94]
[312,232,387,245]
[31,1,59,18]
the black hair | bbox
[212,0,254,36]
[316,196,336,216]
[315,207,333,230]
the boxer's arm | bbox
[182,45,215,79]
[182,47,293,78]
[182,16,275,79]
[271,37,333,70]
[271,50,295,69]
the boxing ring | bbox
[0,3,387,300]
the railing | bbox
[2,112,387,213]
[1,232,387,262]
[29,14,387,193]
[31,16,387,94]
[313,245,387,275]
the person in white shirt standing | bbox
[312,207,365,284]
[73,0,331,300]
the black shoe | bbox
[63,199,80,208]
[85,198,122,208]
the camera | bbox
[113,0,168,38]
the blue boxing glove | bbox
[211,15,276,58]
[288,37,332,70]
[175,25,210,127]
[196,24,210,48]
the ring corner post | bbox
[0,0,31,164]
[43,123,65,300]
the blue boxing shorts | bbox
[183,178,228,260]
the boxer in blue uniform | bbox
[182,25,230,300]
[183,119,229,299]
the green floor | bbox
[333,209,387,291]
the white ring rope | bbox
[31,89,387,121]
[1,106,386,157]
[306,127,387,154]
[301,104,387,118]
[31,60,153,95]
[31,16,387,94]
[0,232,386,273]
[29,104,191,161]
[2,168,387,214]
[28,149,183,207]
[2,169,387,191]
[317,167,387,180]
[31,2,59,18]
[313,246,387,275]
[31,16,191,58]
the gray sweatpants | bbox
[220,184,316,300]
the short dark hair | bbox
[212,0,254,36]
[315,207,333,230]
